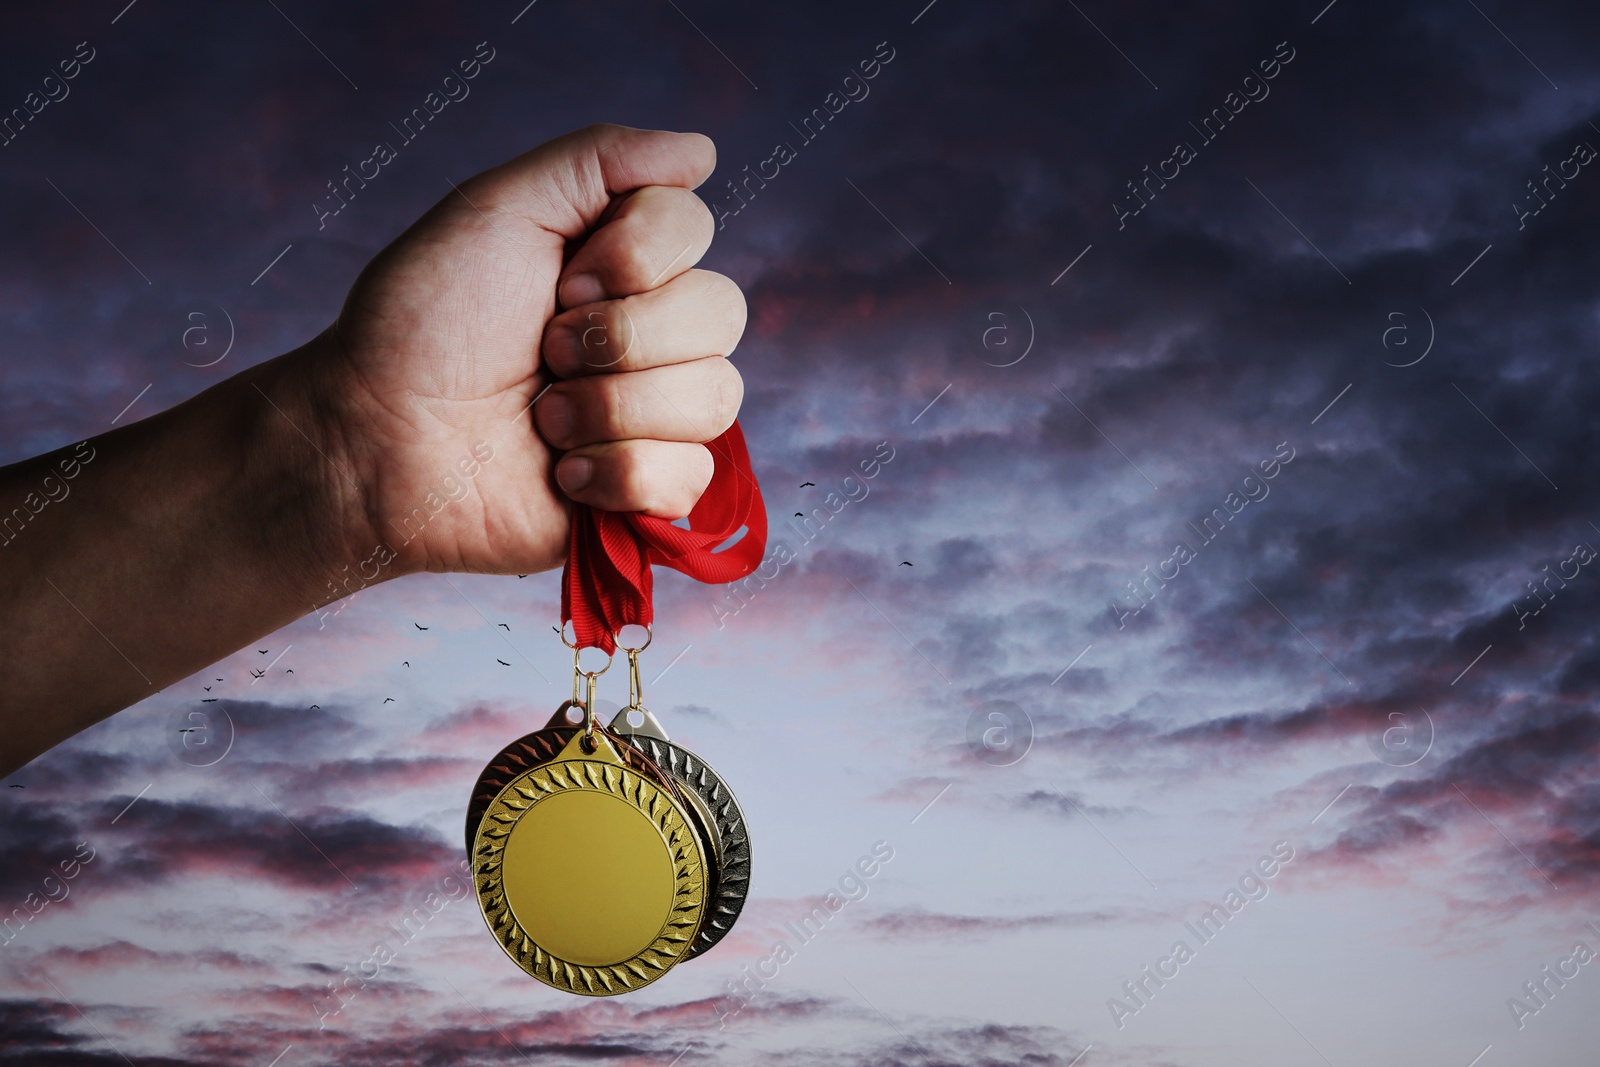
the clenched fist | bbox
[319,123,747,575]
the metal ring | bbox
[562,622,626,671]
[613,623,653,654]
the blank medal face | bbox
[473,729,708,995]
[502,788,676,966]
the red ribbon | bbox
[561,421,767,654]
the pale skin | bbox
[0,124,747,776]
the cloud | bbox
[0,802,85,901]
[1309,710,1600,904]
[857,905,1156,940]
[81,796,453,897]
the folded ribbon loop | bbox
[561,422,767,654]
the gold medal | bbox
[472,723,707,995]
[469,630,748,995]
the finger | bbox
[542,269,746,378]
[534,358,742,450]
[556,185,714,308]
[463,123,716,240]
[554,440,714,517]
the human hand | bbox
[307,123,748,577]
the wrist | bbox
[233,333,408,611]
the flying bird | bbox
[258,649,268,654]
[202,699,218,703]
[517,574,528,579]
[414,623,429,630]
[403,661,410,667]
[203,686,211,692]
[900,561,913,566]
[309,705,320,710]
[496,658,511,666]
[383,697,395,704]
[795,512,803,517]
[498,623,510,631]
[178,727,201,733]
[8,784,21,788]
[800,481,815,487]
[249,669,265,679]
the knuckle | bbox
[613,305,644,369]
[653,445,710,516]
[613,229,657,289]
[686,191,716,244]
[707,359,743,434]
[594,374,639,439]
[615,445,654,508]
[688,443,715,493]
[708,274,748,353]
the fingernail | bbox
[544,325,582,377]
[561,273,604,308]
[536,392,574,445]
[557,456,593,493]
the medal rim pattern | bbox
[464,725,675,855]
[472,741,709,996]
[613,733,750,959]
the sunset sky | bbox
[4,1,1600,1065]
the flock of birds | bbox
[794,479,913,565]
[0,477,923,785]
[186,480,913,712]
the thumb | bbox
[466,123,717,240]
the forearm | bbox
[0,338,376,774]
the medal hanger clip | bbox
[559,621,613,753]
[609,626,671,742]
[617,624,652,714]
